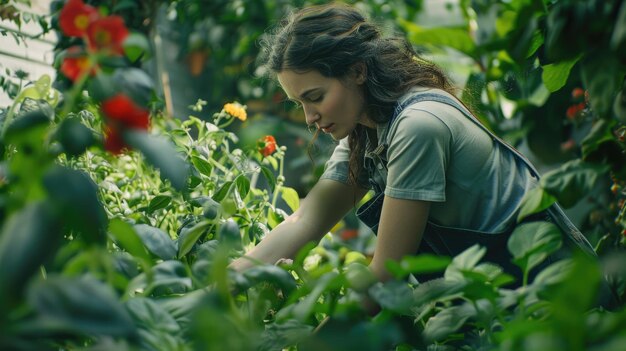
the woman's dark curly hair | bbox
[258,3,455,186]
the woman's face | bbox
[277,69,374,140]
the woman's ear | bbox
[351,62,367,84]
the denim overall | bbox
[355,92,597,284]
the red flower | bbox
[60,47,95,81]
[101,94,150,130]
[572,87,585,100]
[86,16,129,55]
[59,0,99,37]
[103,126,128,155]
[566,102,586,120]
[258,135,277,157]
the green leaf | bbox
[124,130,189,191]
[541,56,580,92]
[128,260,191,297]
[422,303,476,342]
[133,224,177,260]
[507,221,562,274]
[27,275,136,337]
[123,32,151,63]
[239,265,297,295]
[43,166,108,244]
[218,218,240,247]
[581,55,622,118]
[581,119,617,159]
[413,278,467,307]
[540,160,610,208]
[369,280,414,314]
[260,165,276,192]
[401,254,451,275]
[280,186,300,212]
[212,181,234,202]
[125,297,180,333]
[55,118,95,158]
[610,1,626,50]
[285,272,340,322]
[235,175,250,199]
[177,220,212,258]
[258,320,313,351]
[517,187,557,222]
[444,244,486,281]
[0,202,61,308]
[148,195,171,213]
[191,155,213,177]
[108,219,151,261]
[113,68,154,107]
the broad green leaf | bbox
[258,320,313,351]
[148,195,171,213]
[235,175,250,199]
[581,55,622,118]
[541,56,580,92]
[27,275,136,337]
[218,218,241,247]
[133,224,177,260]
[260,165,276,192]
[55,118,95,157]
[369,280,414,314]
[0,202,61,307]
[124,130,189,191]
[540,159,610,208]
[533,258,573,286]
[413,278,467,306]
[125,297,180,333]
[422,303,476,342]
[280,272,339,322]
[517,187,557,222]
[444,244,486,281]
[108,219,151,261]
[581,119,617,160]
[177,220,212,258]
[123,32,151,63]
[191,155,213,177]
[239,265,297,294]
[280,186,300,212]
[212,181,234,202]
[43,165,108,244]
[507,221,562,274]
[127,260,191,297]
[113,68,154,107]
[401,254,451,275]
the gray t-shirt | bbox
[320,88,538,233]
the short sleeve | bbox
[320,137,370,188]
[384,107,451,201]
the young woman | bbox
[230,3,596,287]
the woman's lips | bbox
[320,123,335,133]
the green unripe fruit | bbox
[344,262,377,293]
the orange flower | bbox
[59,0,99,37]
[101,94,150,130]
[60,47,95,81]
[86,16,129,55]
[258,135,277,157]
[223,102,247,121]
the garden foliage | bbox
[0,0,626,350]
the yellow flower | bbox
[223,102,247,121]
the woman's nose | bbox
[304,106,320,125]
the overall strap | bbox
[382,91,597,257]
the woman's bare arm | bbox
[368,195,430,282]
[230,179,368,272]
